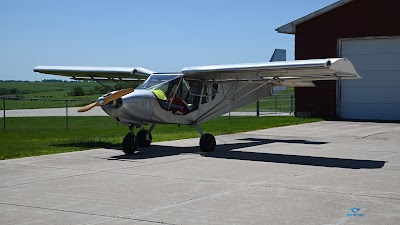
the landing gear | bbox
[194,123,216,152]
[122,133,137,154]
[137,130,152,147]
[122,124,155,154]
[200,133,216,152]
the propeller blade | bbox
[77,88,134,113]
[103,88,134,105]
[77,102,99,112]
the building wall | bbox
[294,0,400,117]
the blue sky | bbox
[0,0,337,81]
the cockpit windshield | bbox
[137,74,182,90]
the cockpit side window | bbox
[140,75,219,114]
[183,79,219,111]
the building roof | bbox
[276,0,354,34]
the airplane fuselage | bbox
[102,76,273,126]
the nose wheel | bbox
[137,129,152,147]
[122,124,155,154]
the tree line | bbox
[68,82,140,96]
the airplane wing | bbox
[33,66,154,81]
[181,58,361,86]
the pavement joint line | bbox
[0,202,177,225]
[102,170,240,185]
[0,171,101,189]
[81,217,177,225]
[122,167,360,220]
[253,169,326,185]
[355,128,400,140]
[0,155,203,189]
[119,184,253,219]
[256,184,400,201]
[113,171,331,219]
[0,161,101,172]
[215,138,228,144]
[90,156,148,164]
[100,155,203,170]
[80,217,116,225]
[373,152,400,160]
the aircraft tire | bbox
[200,133,216,152]
[137,130,152,147]
[122,133,137,154]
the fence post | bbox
[274,95,277,113]
[290,94,294,115]
[256,100,260,117]
[3,96,5,130]
[65,100,68,131]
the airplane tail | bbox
[270,49,286,62]
[270,49,287,93]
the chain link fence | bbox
[234,94,295,116]
[0,96,112,130]
[1,94,294,130]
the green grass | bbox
[0,116,322,160]
[0,81,96,91]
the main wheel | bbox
[137,130,152,147]
[199,133,216,152]
[122,133,137,154]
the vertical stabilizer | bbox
[270,49,286,62]
[270,49,287,93]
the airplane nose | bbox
[101,89,157,122]
[106,98,123,109]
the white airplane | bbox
[33,51,360,154]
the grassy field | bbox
[0,116,321,160]
[1,81,113,109]
[0,81,99,98]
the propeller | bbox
[78,88,134,112]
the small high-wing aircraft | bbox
[33,51,360,154]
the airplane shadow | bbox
[109,138,386,169]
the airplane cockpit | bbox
[137,74,218,115]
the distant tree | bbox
[89,85,110,95]
[68,87,85,96]
[10,88,18,94]
[114,82,141,90]
[41,79,64,82]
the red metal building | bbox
[277,0,400,120]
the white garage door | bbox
[340,37,400,120]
